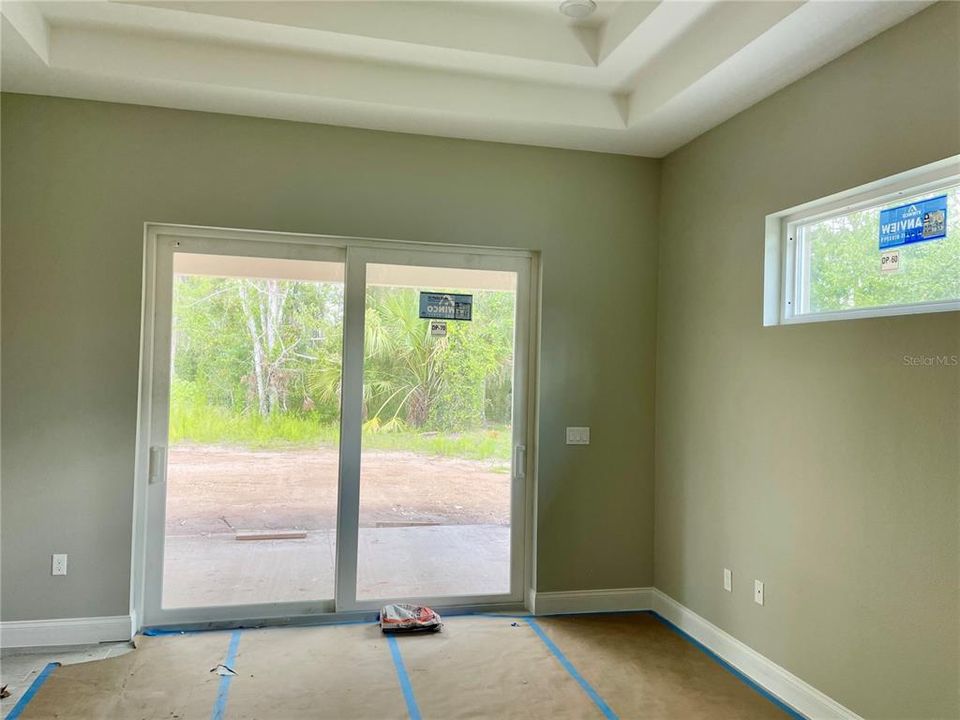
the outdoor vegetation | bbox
[168,276,515,461]
[807,186,959,312]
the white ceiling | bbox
[1,0,932,157]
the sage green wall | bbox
[0,94,660,620]
[655,4,960,719]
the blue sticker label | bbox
[879,194,947,249]
[419,292,473,321]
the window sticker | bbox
[879,194,948,249]
[880,249,901,273]
[419,292,473,321]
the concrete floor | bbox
[163,524,511,607]
[0,643,133,715]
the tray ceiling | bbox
[1,1,932,156]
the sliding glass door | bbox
[140,229,532,626]
[335,247,531,612]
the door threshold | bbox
[142,601,529,635]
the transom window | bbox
[765,157,960,324]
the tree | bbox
[363,287,444,428]
[171,275,517,438]
[808,189,960,312]
[172,276,343,419]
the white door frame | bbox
[132,223,539,629]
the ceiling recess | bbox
[0,1,934,156]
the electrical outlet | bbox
[723,568,732,592]
[566,427,590,445]
[754,579,764,606]
[52,554,68,576]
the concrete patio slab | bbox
[162,524,510,608]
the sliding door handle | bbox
[148,446,167,485]
[514,444,526,480]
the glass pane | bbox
[802,184,960,314]
[357,263,517,600]
[162,254,344,608]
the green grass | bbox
[169,402,339,447]
[169,402,512,463]
[359,427,511,462]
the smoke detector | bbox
[559,0,597,19]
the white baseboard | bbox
[651,589,861,720]
[529,586,859,719]
[530,586,653,615]
[0,615,134,649]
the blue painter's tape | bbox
[210,630,242,720]
[4,662,60,720]
[387,635,422,720]
[646,612,807,720]
[142,627,196,636]
[525,618,618,720]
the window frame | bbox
[764,156,960,326]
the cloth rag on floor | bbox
[380,604,443,633]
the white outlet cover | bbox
[52,553,68,576]
[723,568,732,592]
[754,579,764,606]
[566,427,590,445]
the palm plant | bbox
[307,287,448,430]
[362,288,447,429]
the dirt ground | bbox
[166,445,511,536]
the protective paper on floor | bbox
[535,614,792,719]
[398,616,602,719]
[222,623,406,719]
[15,632,228,719]
[12,614,794,719]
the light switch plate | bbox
[566,427,590,445]
[754,579,764,606]
[723,568,732,592]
